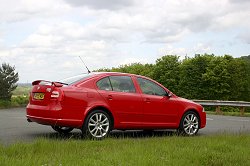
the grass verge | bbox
[0,85,30,109]
[0,96,29,109]
[0,134,250,165]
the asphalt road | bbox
[1,108,250,145]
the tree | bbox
[178,54,214,99]
[0,63,19,101]
[240,55,250,101]
[96,63,155,79]
[225,56,249,101]
[202,55,231,100]
[152,55,180,93]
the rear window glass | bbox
[59,73,92,85]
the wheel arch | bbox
[83,106,114,129]
[179,109,201,128]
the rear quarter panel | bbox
[62,76,113,127]
[60,87,88,123]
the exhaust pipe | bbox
[27,118,32,122]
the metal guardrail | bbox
[193,100,250,115]
[193,100,250,107]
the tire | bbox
[51,126,74,134]
[82,110,111,139]
[178,111,200,136]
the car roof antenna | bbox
[79,56,91,74]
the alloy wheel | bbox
[87,112,110,138]
[182,113,199,135]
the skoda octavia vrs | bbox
[26,72,206,138]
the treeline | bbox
[97,54,250,101]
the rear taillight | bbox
[51,89,64,101]
[51,91,60,98]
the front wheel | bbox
[178,111,200,136]
[51,126,74,134]
[82,110,111,139]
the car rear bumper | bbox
[26,103,82,128]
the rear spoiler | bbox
[32,80,51,86]
[32,80,64,87]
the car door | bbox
[136,77,178,127]
[96,75,143,128]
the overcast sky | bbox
[0,0,249,83]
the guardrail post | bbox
[215,106,222,114]
[240,107,245,116]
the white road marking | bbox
[206,118,213,120]
[228,119,250,122]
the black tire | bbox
[178,111,200,136]
[51,126,74,134]
[82,110,112,139]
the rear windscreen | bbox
[59,73,93,85]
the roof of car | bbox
[91,71,144,77]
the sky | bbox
[0,0,249,83]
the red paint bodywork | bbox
[26,72,206,130]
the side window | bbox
[137,77,167,96]
[109,76,136,93]
[96,77,112,91]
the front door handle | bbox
[107,95,113,100]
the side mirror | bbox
[165,92,172,98]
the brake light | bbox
[51,89,64,101]
[51,91,60,98]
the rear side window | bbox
[96,77,112,91]
[109,76,136,93]
[96,76,136,93]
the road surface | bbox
[0,108,250,145]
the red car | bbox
[26,72,206,138]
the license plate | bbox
[34,93,45,100]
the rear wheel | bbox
[178,111,200,136]
[51,126,74,134]
[82,110,111,139]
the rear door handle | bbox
[145,98,150,103]
[107,95,113,100]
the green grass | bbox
[12,86,31,97]
[0,134,250,165]
[0,96,29,109]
